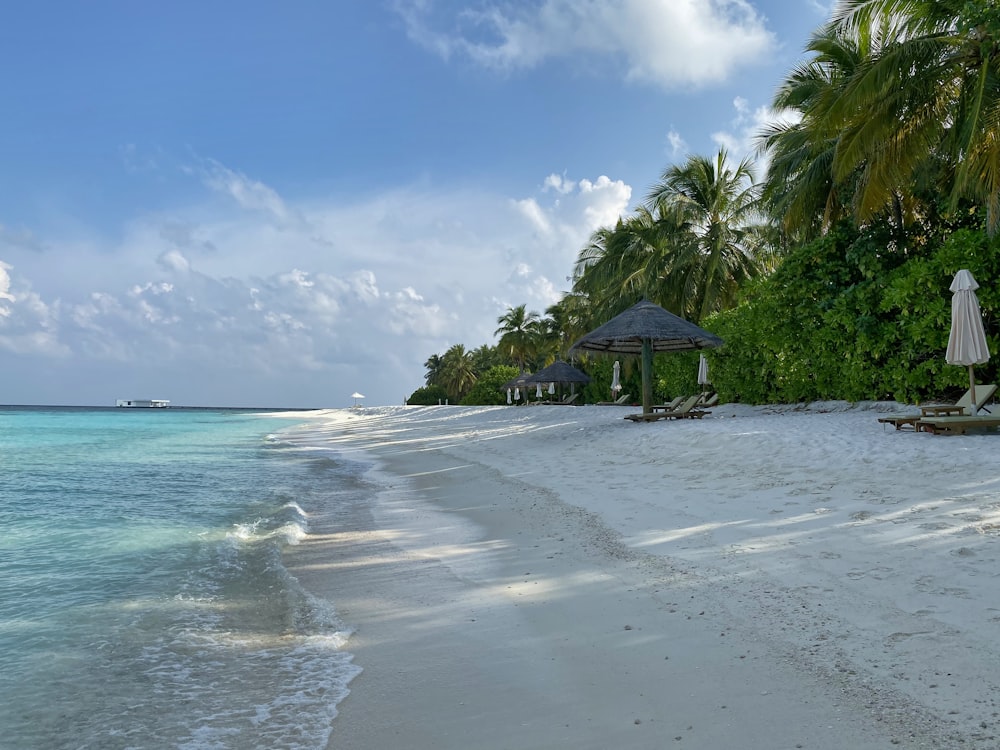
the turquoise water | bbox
[0,406,362,750]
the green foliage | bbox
[460,365,520,405]
[406,385,450,406]
[574,357,640,404]
[702,223,1000,405]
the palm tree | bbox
[494,304,542,372]
[438,344,477,402]
[644,149,772,322]
[541,293,592,360]
[759,24,870,240]
[572,205,697,322]
[423,353,445,387]
[823,0,1000,232]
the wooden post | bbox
[642,338,653,414]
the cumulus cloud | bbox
[0,262,67,356]
[393,0,776,88]
[0,261,15,308]
[0,162,632,406]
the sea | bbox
[0,405,366,750]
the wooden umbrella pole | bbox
[970,364,978,414]
[641,338,653,414]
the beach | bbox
[284,402,1000,749]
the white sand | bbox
[283,402,1000,749]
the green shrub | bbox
[460,365,520,405]
[406,385,451,405]
[698,223,1000,405]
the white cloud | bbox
[0,262,66,356]
[543,174,576,194]
[199,159,294,223]
[711,96,802,167]
[666,129,687,158]
[0,162,633,406]
[394,0,776,89]
[514,198,552,234]
[0,261,16,308]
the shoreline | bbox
[284,404,1000,749]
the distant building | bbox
[115,399,170,408]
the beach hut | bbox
[570,299,723,416]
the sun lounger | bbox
[878,384,997,430]
[624,395,710,422]
[697,392,718,408]
[650,396,684,413]
[916,415,1000,435]
[597,393,631,405]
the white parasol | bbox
[351,392,365,407]
[946,269,991,413]
[611,360,622,395]
[507,388,512,405]
[697,353,710,388]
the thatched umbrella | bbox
[569,299,723,415]
[501,372,534,404]
[525,360,591,386]
[524,360,591,401]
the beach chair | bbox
[597,393,631,405]
[625,395,709,422]
[697,392,719,408]
[666,394,710,419]
[650,396,684,413]
[553,393,579,405]
[877,384,997,430]
[915,415,1000,435]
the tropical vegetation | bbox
[409,1,1000,407]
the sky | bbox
[0,0,832,408]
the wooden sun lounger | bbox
[697,392,719,408]
[651,396,684,412]
[596,393,631,405]
[916,416,1000,435]
[878,384,998,430]
[624,395,709,422]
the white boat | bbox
[115,399,170,408]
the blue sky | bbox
[0,0,830,407]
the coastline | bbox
[285,404,1000,749]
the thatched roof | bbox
[524,360,591,385]
[570,300,723,355]
[501,373,535,391]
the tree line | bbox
[410,0,1000,407]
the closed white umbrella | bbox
[507,388,512,405]
[946,269,991,413]
[548,382,555,395]
[535,383,543,399]
[514,387,520,401]
[611,360,622,395]
[697,354,710,387]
